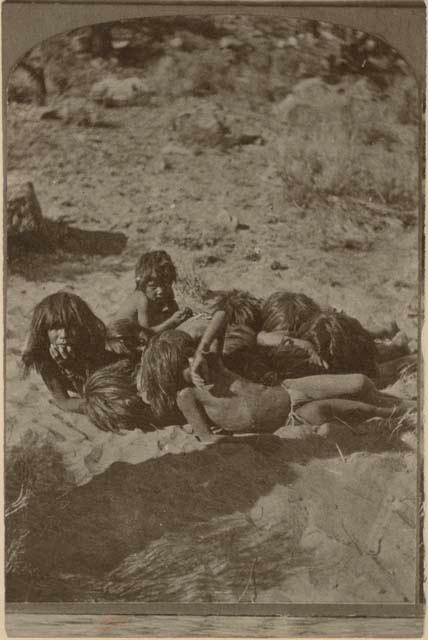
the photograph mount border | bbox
[3,0,426,635]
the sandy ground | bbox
[5,20,420,604]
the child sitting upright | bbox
[115,250,193,334]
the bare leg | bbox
[177,387,216,442]
[284,373,408,410]
[283,373,375,402]
[296,398,396,426]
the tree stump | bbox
[7,179,52,255]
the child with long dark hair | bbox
[84,359,157,433]
[114,250,193,334]
[257,289,412,381]
[138,310,409,442]
[22,291,118,413]
[106,319,153,364]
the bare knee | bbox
[297,401,333,425]
[177,387,195,409]
[351,374,374,396]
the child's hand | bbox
[280,336,329,370]
[49,343,75,368]
[189,352,210,387]
[172,307,193,325]
[306,345,329,370]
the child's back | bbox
[182,353,291,434]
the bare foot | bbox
[313,422,330,437]
[385,320,400,339]
[391,330,410,353]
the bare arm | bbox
[257,331,328,369]
[135,294,191,334]
[177,387,214,442]
[189,310,228,386]
[115,292,141,323]
[195,310,228,357]
[257,330,312,350]
[41,368,86,414]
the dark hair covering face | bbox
[22,291,107,376]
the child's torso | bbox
[179,314,212,341]
[148,298,177,326]
[194,363,291,433]
[44,349,119,396]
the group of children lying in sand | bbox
[21,250,416,442]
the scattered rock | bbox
[275,39,287,49]
[216,209,240,231]
[195,254,224,267]
[219,36,243,50]
[285,35,299,48]
[270,260,288,271]
[154,156,173,173]
[283,206,306,219]
[274,77,335,125]
[225,133,265,149]
[343,237,373,251]
[245,248,261,262]
[169,36,184,49]
[8,62,46,106]
[173,102,229,147]
[70,33,91,54]
[40,98,102,127]
[161,142,192,156]
[91,76,151,107]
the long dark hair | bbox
[137,330,194,422]
[261,290,320,334]
[299,311,378,378]
[212,289,263,332]
[106,319,153,360]
[135,250,177,291]
[84,359,156,433]
[21,291,106,376]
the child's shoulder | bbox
[128,289,149,307]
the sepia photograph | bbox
[4,3,424,636]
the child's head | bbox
[137,329,194,422]
[106,319,153,359]
[212,289,263,332]
[135,250,177,303]
[261,290,320,335]
[223,324,257,356]
[301,311,378,378]
[84,360,155,433]
[22,291,106,375]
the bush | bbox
[276,78,419,208]
[6,430,72,601]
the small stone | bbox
[216,209,239,231]
[169,36,183,49]
[270,260,288,271]
[245,249,261,262]
[91,76,151,107]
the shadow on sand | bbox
[7,424,411,602]
[8,222,128,282]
